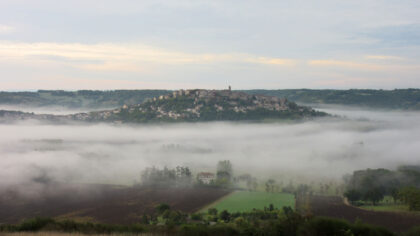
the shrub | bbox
[208,208,218,215]
[156,203,171,214]
[18,217,54,231]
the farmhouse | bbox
[197,172,215,184]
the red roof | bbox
[197,172,215,178]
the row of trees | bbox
[139,161,336,197]
[343,167,420,209]
[141,166,192,187]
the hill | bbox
[0,90,170,109]
[71,89,327,123]
[244,89,420,110]
[1,89,420,110]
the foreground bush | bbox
[298,217,393,236]
[0,212,404,236]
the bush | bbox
[180,224,238,236]
[297,217,393,236]
[156,203,171,214]
[219,210,231,222]
[404,226,420,236]
[208,208,218,215]
[18,217,54,231]
[191,213,203,221]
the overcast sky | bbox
[1,0,420,90]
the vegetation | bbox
[0,207,399,236]
[0,90,327,123]
[0,90,170,108]
[245,89,420,110]
[216,160,233,186]
[343,166,420,211]
[140,166,192,187]
[2,89,420,110]
[202,191,295,213]
[105,91,326,123]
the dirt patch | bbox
[309,195,420,232]
[0,183,231,225]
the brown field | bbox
[309,195,420,232]
[0,183,231,225]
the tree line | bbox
[343,166,420,210]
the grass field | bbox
[201,191,295,213]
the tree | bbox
[175,166,192,186]
[269,203,274,211]
[141,166,192,187]
[208,208,218,215]
[283,182,295,193]
[296,184,311,196]
[399,187,420,211]
[363,187,384,205]
[219,210,231,222]
[216,160,233,185]
[156,203,170,214]
[251,180,258,191]
[344,189,362,204]
[265,179,276,193]
[140,214,149,224]
[390,187,399,204]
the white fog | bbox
[1,106,420,189]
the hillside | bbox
[2,89,420,110]
[71,89,327,123]
[0,90,170,108]
[244,89,420,110]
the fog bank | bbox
[1,107,420,190]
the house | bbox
[197,172,215,184]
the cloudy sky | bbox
[1,0,420,90]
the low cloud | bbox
[1,107,420,195]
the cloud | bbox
[248,57,297,66]
[0,24,14,34]
[308,59,384,71]
[0,41,297,73]
[365,55,404,60]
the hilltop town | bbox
[77,88,327,123]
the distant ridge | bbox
[1,89,420,110]
[243,89,420,110]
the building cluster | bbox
[196,172,216,184]
[133,88,291,120]
[66,88,300,122]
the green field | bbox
[201,191,295,213]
